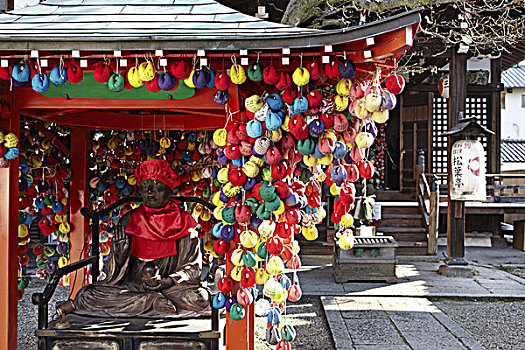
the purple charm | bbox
[221,225,235,241]
[244,177,257,191]
[217,151,228,165]
[219,191,230,203]
[57,242,68,254]
[308,119,325,138]
[250,216,263,230]
[46,260,57,274]
[381,90,397,110]
[225,296,238,312]
[365,122,378,137]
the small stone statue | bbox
[72,159,210,318]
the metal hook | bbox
[192,55,198,69]
[231,55,239,74]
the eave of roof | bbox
[0,0,420,51]
[501,139,525,163]
[502,65,525,88]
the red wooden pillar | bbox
[225,84,255,350]
[68,127,91,297]
[0,106,20,350]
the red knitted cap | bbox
[135,159,180,190]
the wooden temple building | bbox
[1,1,524,349]
[0,1,421,349]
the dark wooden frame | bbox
[32,196,220,350]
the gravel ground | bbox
[499,265,525,279]
[17,278,69,350]
[434,300,525,350]
[18,281,333,350]
[17,281,525,350]
[255,296,335,350]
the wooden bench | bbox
[32,196,221,350]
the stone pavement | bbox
[298,246,525,298]
[322,296,485,350]
[296,246,525,349]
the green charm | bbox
[221,206,236,224]
[355,248,364,257]
[256,203,271,220]
[18,276,29,290]
[242,250,258,268]
[230,303,245,321]
[257,241,269,260]
[372,248,380,257]
[245,197,260,214]
[36,258,48,269]
[265,196,281,212]
[281,324,296,342]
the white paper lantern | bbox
[450,139,486,201]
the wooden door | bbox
[399,92,433,191]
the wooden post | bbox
[68,127,91,297]
[415,150,425,198]
[0,106,20,350]
[4,0,14,12]
[444,49,469,267]
[428,176,439,255]
[225,83,255,350]
[489,58,502,177]
[488,58,502,244]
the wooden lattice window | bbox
[432,97,448,183]
[465,96,489,155]
[432,95,490,184]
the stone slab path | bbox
[322,296,485,350]
[297,257,525,298]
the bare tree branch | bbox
[281,0,456,26]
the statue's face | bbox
[138,179,172,208]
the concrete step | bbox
[379,203,420,215]
[379,227,427,242]
[396,241,429,255]
[381,213,422,219]
[380,218,423,228]
[379,227,426,233]
[380,212,424,228]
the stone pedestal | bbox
[333,236,398,283]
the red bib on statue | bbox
[126,201,197,260]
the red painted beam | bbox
[68,127,90,298]
[13,87,220,110]
[31,111,226,130]
[0,107,20,350]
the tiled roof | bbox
[501,139,525,163]
[0,0,317,37]
[502,65,525,88]
[0,0,421,50]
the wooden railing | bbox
[433,173,525,203]
[415,151,439,255]
[32,196,217,331]
[486,174,525,202]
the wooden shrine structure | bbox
[0,1,420,349]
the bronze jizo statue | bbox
[72,159,210,318]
